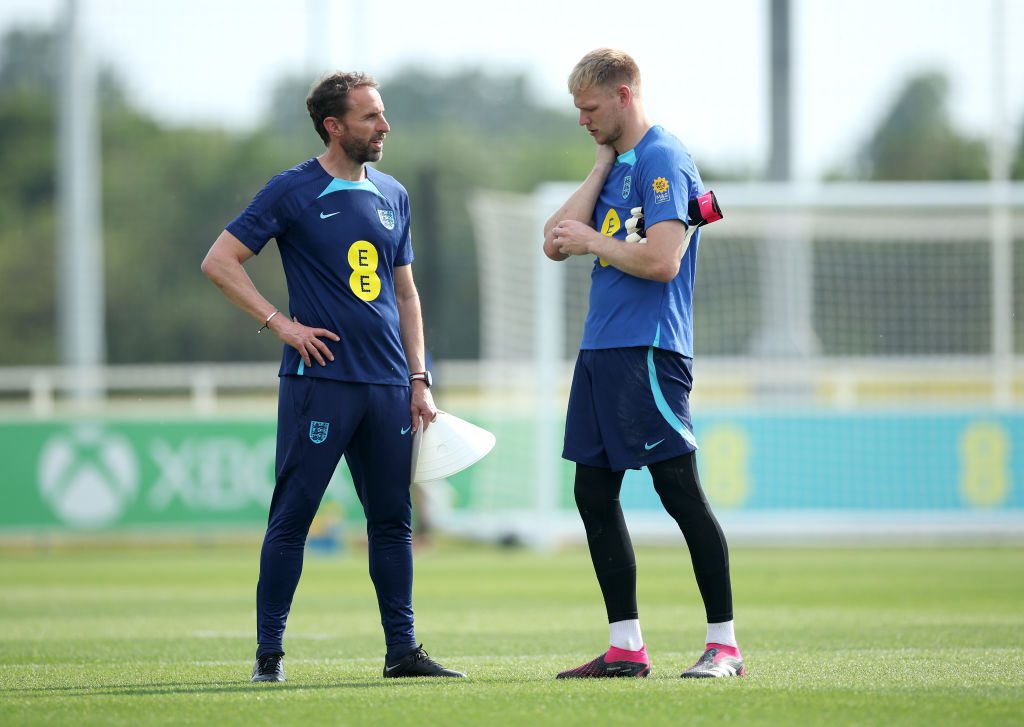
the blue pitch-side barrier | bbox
[447,409,1024,543]
[617,412,1024,511]
[1,410,1021,540]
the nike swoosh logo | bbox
[384,664,401,673]
[644,439,665,451]
[320,211,340,219]
[401,426,412,435]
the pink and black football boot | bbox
[681,643,745,678]
[556,645,651,679]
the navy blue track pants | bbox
[256,375,416,659]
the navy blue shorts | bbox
[562,347,698,472]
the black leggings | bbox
[574,452,733,624]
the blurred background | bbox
[1,0,1022,546]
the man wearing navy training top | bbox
[202,71,463,682]
[543,49,744,680]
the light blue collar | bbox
[616,149,637,166]
[317,177,384,199]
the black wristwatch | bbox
[409,370,432,388]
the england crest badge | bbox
[377,209,396,230]
[309,420,330,444]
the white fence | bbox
[2,182,1023,545]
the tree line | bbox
[0,26,1019,366]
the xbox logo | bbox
[38,424,139,528]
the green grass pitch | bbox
[1,542,1022,726]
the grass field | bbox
[1,542,1022,726]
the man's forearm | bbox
[588,220,687,282]
[397,295,426,373]
[552,218,687,283]
[202,254,277,325]
[544,163,610,232]
[543,158,614,261]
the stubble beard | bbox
[342,136,383,165]
[598,123,622,149]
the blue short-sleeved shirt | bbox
[227,159,413,385]
[582,125,704,356]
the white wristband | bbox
[258,310,280,334]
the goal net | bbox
[449,182,1024,546]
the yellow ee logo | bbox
[701,425,750,508]
[347,240,381,301]
[600,208,621,236]
[598,208,621,267]
[958,422,1011,508]
[652,177,669,194]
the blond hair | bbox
[567,48,641,96]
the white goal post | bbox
[457,181,1024,546]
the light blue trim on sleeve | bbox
[297,360,305,376]
[647,324,697,449]
[317,178,384,199]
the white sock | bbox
[609,619,644,651]
[705,620,737,647]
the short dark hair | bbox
[306,71,379,145]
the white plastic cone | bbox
[411,411,496,483]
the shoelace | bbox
[413,649,438,666]
[257,654,282,671]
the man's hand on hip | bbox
[273,316,340,368]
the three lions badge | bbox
[309,421,330,444]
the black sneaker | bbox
[383,645,465,678]
[251,652,285,682]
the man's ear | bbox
[324,116,343,138]
[616,84,633,108]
